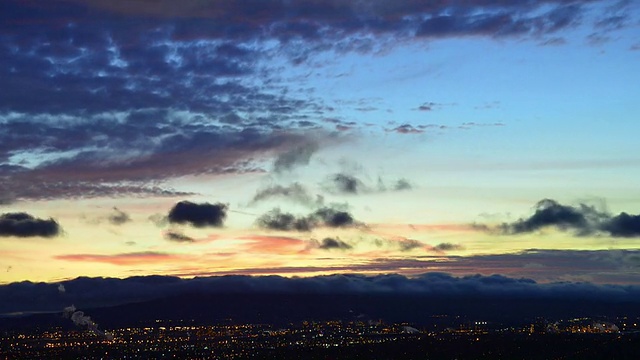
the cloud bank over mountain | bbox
[3,271,640,315]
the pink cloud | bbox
[55,251,192,265]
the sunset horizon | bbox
[1,0,639,290]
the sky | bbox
[1,0,640,287]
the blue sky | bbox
[0,0,639,286]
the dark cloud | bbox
[323,173,365,194]
[167,201,228,228]
[425,249,640,284]
[0,0,618,120]
[0,0,331,201]
[108,207,131,225]
[0,110,315,201]
[323,173,413,195]
[0,0,599,102]
[494,198,640,238]
[164,231,195,243]
[273,142,319,173]
[398,239,423,251]
[389,124,425,134]
[4,269,640,314]
[0,1,628,201]
[417,102,437,111]
[249,183,322,207]
[500,199,606,235]
[313,207,356,228]
[256,208,315,232]
[0,212,61,238]
[256,206,360,231]
[601,213,640,238]
[11,1,598,42]
[376,177,413,192]
[0,170,197,203]
[393,179,413,191]
[313,237,353,250]
[435,243,464,251]
[414,101,454,111]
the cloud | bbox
[385,123,505,134]
[493,198,640,238]
[393,179,412,191]
[167,201,228,228]
[108,207,131,225]
[182,251,638,283]
[415,4,585,38]
[238,235,306,255]
[0,212,61,238]
[31,1,603,42]
[313,207,357,228]
[0,1,623,113]
[2,0,620,202]
[458,122,506,129]
[256,206,360,231]
[323,173,365,194]
[398,239,424,252]
[164,231,195,243]
[55,251,190,265]
[256,208,315,232]
[588,0,635,45]
[273,142,319,173]
[434,243,464,251]
[5,268,640,314]
[0,13,329,201]
[388,124,425,134]
[149,214,169,227]
[499,199,606,235]
[0,111,316,201]
[601,213,640,237]
[249,183,322,207]
[416,102,437,111]
[312,237,353,250]
[539,37,567,46]
[368,237,429,252]
[323,173,413,194]
[413,101,456,111]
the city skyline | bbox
[1,0,640,287]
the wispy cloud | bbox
[249,183,322,208]
[55,251,191,265]
[108,207,131,226]
[272,142,319,173]
[164,231,195,243]
[238,235,307,255]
